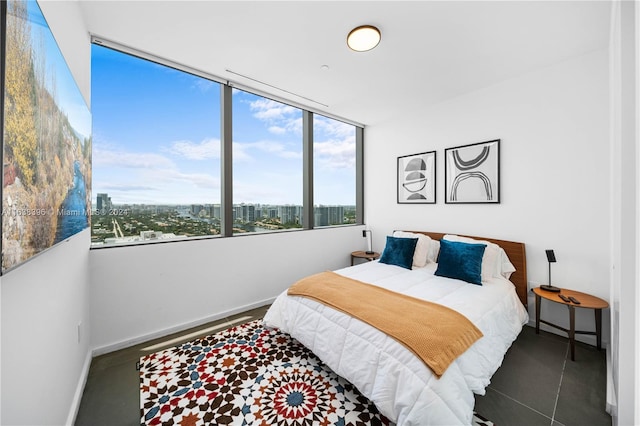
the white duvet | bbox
[263,260,529,426]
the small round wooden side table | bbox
[533,286,609,361]
[350,250,380,266]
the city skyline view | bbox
[91,44,357,207]
[91,191,355,245]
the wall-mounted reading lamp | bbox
[540,249,561,292]
[362,230,374,254]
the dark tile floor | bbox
[75,305,270,426]
[475,325,611,426]
[76,309,610,426]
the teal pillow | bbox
[434,239,486,285]
[379,236,418,270]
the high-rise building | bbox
[279,205,300,225]
[314,206,344,226]
[96,193,111,213]
[242,204,255,222]
[314,206,329,226]
[328,206,344,225]
[208,204,221,220]
[267,208,278,219]
[233,205,256,222]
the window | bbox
[232,90,303,233]
[91,44,221,245]
[91,41,362,247]
[313,115,357,226]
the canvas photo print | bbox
[2,0,91,272]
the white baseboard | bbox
[66,298,275,424]
[92,297,275,357]
[65,349,93,426]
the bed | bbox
[263,231,529,425]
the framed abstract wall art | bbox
[397,151,436,204]
[445,139,499,204]
[1,0,92,273]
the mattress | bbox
[263,260,529,425]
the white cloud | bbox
[233,180,301,205]
[93,144,176,170]
[233,140,301,162]
[250,98,297,121]
[251,140,286,153]
[314,138,356,169]
[266,117,302,136]
[192,79,218,93]
[280,150,302,159]
[167,138,220,160]
[313,116,357,170]
[99,184,158,192]
[314,116,355,139]
[247,97,302,137]
[232,142,252,162]
[159,169,219,189]
[287,117,303,134]
[93,141,221,204]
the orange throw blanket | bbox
[287,271,483,377]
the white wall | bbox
[0,2,617,424]
[365,49,610,344]
[1,231,91,426]
[0,2,91,425]
[89,226,366,352]
[608,1,639,424]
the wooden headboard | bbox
[409,231,528,309]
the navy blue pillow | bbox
[434,239,486,285]
[379,236,418,270]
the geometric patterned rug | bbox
[140,319,494,426]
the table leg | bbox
[568,305,576,361]
[535,293,541,334]
[595,308,602,350]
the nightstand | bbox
[351,250,380,266]
[533,286,609,361]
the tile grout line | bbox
[486,385,555,423]
[550,343,570,425]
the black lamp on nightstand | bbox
[540,249,561,292]
[362,230,374,254]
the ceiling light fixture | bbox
[347,25,381,52]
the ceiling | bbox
[78,1,611,126]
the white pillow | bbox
[428,240,440,264]
[496,247,516,279]
[442,234,499,283]
[392,231,432,268]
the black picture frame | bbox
[397,151,436,204]
[445,139,500,204]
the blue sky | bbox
[25,0,91,139]
[91,44,356,206]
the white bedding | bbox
[263,260,529,425]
